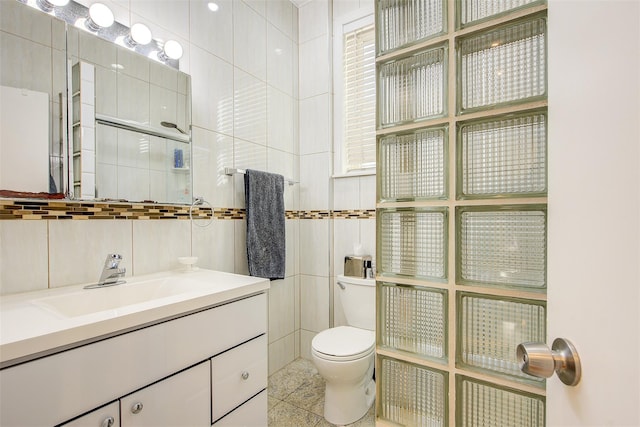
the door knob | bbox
[516,338,581,386]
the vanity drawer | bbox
[211,334,268,422]
[59,401,120,427]
[212,390,267,427]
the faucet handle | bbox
[103,253,123,270]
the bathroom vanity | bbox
[0,269,269,427]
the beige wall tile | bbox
[49,220,133,288]
[132,220,190,275]
[0,220,49,295]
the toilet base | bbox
[323,376,375,425]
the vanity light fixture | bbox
[159,40,183,60]
[124,23,153,47]
[36,0,70,12]
[85,3,114,31]
[20,0,180,69]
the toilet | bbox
[311,275,376,425]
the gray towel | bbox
[244,169,286,280]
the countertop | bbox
[0,269,269,368]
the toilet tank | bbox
[337,275,376,331]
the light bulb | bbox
[161,40,183,60]
[125,23,152,47]
[85,3,114,31]
[36,0,70,12]
[207,2,219,12]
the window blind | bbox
[343,24,376,172]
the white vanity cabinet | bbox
[0,292,268,427]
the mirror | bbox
[0,0,193,204]
[0,0,67,196]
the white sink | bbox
[34,276,214,318]
[1,268,270,366]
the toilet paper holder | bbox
[516,338,582,386]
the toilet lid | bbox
[312,326,375,359]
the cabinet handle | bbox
[241,371,250,380]
[101,416,115,427]
[131,402,144,414]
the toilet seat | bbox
[312,326,375,362]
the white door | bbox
[548,1,640,425]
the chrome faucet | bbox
[85,254,126,289]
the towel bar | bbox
[224,167,298,186]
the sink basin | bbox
[1,268,270,367]
[34,276,213,318]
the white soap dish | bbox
[178,256,198,271]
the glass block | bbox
[73,154,81,180]
[379,46,446,127]
[457,206,546,288]
[458,293,546,380]
[73,126,82,153]
[379,208,447,280]
[380,283,447,358]
[457,376,545,427]
[458,0,544,28]
[379,356,448,426]
[458,17,546,112]
[377,0,445,54]
[458,112,547,198]
[380,127,447,201]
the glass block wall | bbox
[456,376,545,427]
[380,283,447,358]
[379,126,448,201]
[375,1,548,425]
[380,356,448,426]
[378,46,447,127]
[379,208,448,279]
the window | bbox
[334,12,376,175]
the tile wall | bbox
[297,0,376,360]
[298,0,331,361]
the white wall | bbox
[297,0,376,359]
[298,0,332,360]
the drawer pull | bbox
[241,371,250,380]
[101,416,115,427]
[131,402,144,414]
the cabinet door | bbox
[120,361,210,427]
[60,401,120,427]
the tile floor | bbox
[268,358,375,427]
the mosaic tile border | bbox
[333,209,376,219]
[0,200,376,220]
